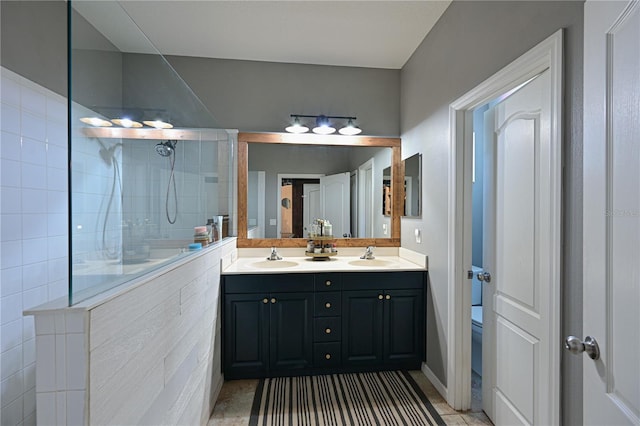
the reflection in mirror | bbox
[247,144,392,238]
[403,153,422,217]
[382,166,391,216]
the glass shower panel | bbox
[69,1,233,305]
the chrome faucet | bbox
[267,247,283,261]
[360,246,376,260]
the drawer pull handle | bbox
[378,294,384,300]
[325,280,331,286]
[325,328,331,334]
[385,294,391,300]
[325,302,331,308]
[262,298,268,304]
[271,298,276,304]
[325,353,331,360]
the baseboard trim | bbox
[421,363,448,401]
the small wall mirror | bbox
[403,153,421,217]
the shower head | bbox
[155,140,176,157]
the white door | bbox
[582,1,640,424]
[303,183,321,236]
[482,68,557,425]
[320,172,350,237]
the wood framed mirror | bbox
[237,132,403,248]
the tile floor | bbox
[208,370,492,425]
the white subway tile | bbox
[47,144,67,170]
[35,335,55,392]
[47,190,68,215]
[21,137,47,166]
[21,238,47,266]
[23,361,36,392]
[66,390,85,426]
[1,158,21,187]
[47,236,68,261]
[47,258,67,283]
[20,163,46,190]
[47,213,66,237]
[1,131,21,161]
[22,213,48,240]
[65,312,84,334]
[1,344,22,380]
[21,112,46,142]
[22,286,47,312]
[21,188,48,214]
[23,386,36,420]
[1,319,22,351]
[55,335,66,391]
[1,75,21,106]
[23,315,35,341]
[23,337,36,367]
[65,333,85,391]
[47,167,67,192]
[1,103,21,135]
[21,87,46,117]
[21,261,47,291]
[1,370,23,407]
[34,314,55,335]
[56,391,67,425]
[46,122,67,147]
[0,267,22,298]
[46,98,66,124]
[54,314,65,334]
[1,214,22,242]
[1,240,22,270]
[1,293,22,324]
[1,394,23,426]
[36,392,56,425]
[1,187,21,214]
[23,412,36,426]
[48,280,67,301]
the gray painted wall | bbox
[0,0,67,96]
[166,55,400,136]
[400,2,583,424]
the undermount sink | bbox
[348,259,396,267]
[250,260,299,269]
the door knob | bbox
[564,335,600,360]
[477,272,492,283]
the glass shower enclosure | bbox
[69,1,235,304]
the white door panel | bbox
[485,69,553,425]
[583,1,640,424]
[303,184,321,233]
[320,172,350,237]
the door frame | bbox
[276,173,323,238]
[446,29,563,417]
[357,159,375,238]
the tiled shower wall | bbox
[1,67,69,426]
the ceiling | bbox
[74,1,451,70]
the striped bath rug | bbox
[249,370,446,426]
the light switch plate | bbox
[414,228,421,243]
[269,219,277,226]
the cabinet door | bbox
[383,289,424,365]
[342,290,384,366]
[224,293,269,378]
[269,292,313,372]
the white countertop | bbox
[222,247,428,274]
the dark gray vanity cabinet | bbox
[223,271,425,379]
[342,272,425,369]
[223,274,314,379]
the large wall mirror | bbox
[403,153,421,217]
[238,133,403,248]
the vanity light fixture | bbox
[111,117,143,128]
[285,114,362,135]
[143,119,174,129]
[79,117,113,127]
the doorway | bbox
[447,30,562,424]
[277,174,322,238]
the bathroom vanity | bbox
[222,251,427,379]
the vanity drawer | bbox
[314,317,341,342]
[314,292,341,317]
[314,342,341,367]
[315,273,342,292]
